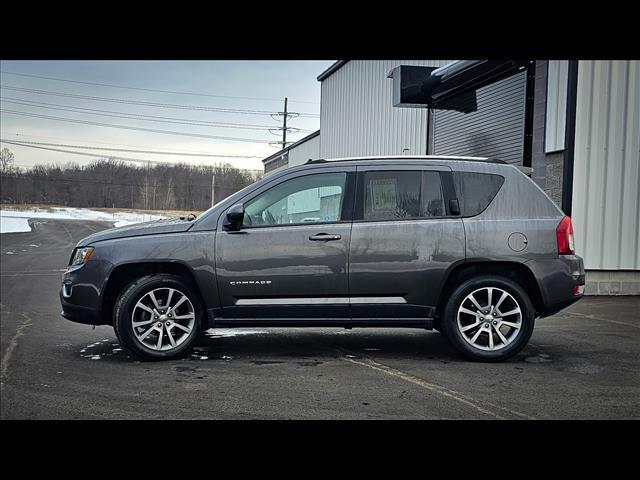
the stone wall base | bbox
[585,270,640,295]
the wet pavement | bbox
[1,218,638,419]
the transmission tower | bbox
[269,97,300,150]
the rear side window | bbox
[360,170,445,221]
[453,171,504,216]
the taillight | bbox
[556,216,575,255]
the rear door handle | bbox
[309,233,341,241]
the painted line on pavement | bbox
[1,313,33,382]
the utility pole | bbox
[282,97,288,150]
[211,173,216,207]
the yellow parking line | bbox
[341,354,535,420]
[1,273,63,277]
[566,311,639,329]
[1,313,32,382]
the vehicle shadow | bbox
[68,328,540,365]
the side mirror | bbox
[223,203,244,231]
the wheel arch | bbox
[100,261,207,326]
[435,261,545,321]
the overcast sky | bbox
[0,60,334,171]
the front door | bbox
[215,168,355,321]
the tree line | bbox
[0,148,263,212]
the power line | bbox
[1,140,243,166]
[0,70,320,105]
[1,141,264,166]
[3,132,252,155]
[0,109,285,143]
[5,174,258,190]
[2,97,314,132]
[0,85,320,117]
[0,139,264,159]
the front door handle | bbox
[309,233,341,241]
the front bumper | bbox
[59,257,112,326]
[60,289,102,325]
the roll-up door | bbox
[431,70,527,165]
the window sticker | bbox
[370,178,398,211]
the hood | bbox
[76,217,195,247]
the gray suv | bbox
[60,157,585,362]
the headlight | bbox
[70,246,94,266]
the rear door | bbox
[348,165,465,320]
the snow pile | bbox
[1,207,168,233]
[0,216,32,233]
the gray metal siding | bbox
[288,134,320,167]
[572,60,640,270]
[431,71,527,165]
[319,60,452,159]
[264,152,288,176]
[545,60,568,153]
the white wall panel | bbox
[545,60,568,153]
[288,134,320,167]
[572,60,640,270]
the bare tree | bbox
[0,156,263,211]
[0,148,15,174]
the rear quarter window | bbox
[453,171,505,216]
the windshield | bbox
[195,176,265,221]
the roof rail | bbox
[302,155,508,165]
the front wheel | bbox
[113,274,202,361]
[441,275,535,362]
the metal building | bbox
[263,130,320,176]
[262,60,640,295]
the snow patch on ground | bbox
[80,339,126,360]
[0,216,32,233]
[204,328,268,338]
[1,207,168,233]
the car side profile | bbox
[60,156,585,362]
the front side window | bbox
[361,170,445,221]
[243,172,347,227]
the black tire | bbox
[441,275,535,362]
[113,274,203,361]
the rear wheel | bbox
[113,274,202,361]
[441,275,535,362]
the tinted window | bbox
[243,172,346,227]
[453,172,504,216]
[361,171,445,221]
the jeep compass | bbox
[60,156,585,361]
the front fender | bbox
[94,231,219,315]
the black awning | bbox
[389,60,530,113]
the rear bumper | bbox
[526,255,585,317]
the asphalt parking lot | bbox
[1,218,638,420]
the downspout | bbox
[561,60,579,216]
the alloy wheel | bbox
[131,287,195,351]
[456,287,522,351]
